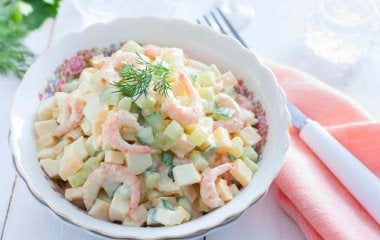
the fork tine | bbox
[203,15,212,26]
[215,7,249,48]
[209,10,227,35]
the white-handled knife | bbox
[287,101,380,224]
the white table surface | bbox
[1,0,379,239]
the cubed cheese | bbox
[34,120,57,138]
[104,150,125,164]
[213,127,232,152]
[189,151,209,172]
[197,87,215,101]
[170,134,195,158]
[83,96,100,122]
[243,146,258,162]
[121,40,143,53]
[130,205,148,226]
[188,127,208,147]
[230,159,252,187]
[196,71,216,87]
[163,120,184,140]
[37,147,56,159]
[239,126,262,146]
[153,206,190,226]
[65,187,83,201]
[88,199,110,221]
[117,97,132,111]
[216,179,233,202]
[217,71,237,89]
[243,157,259,173]
[126,153,152,175]
[55,92,70,124]
[181,185,198,203]
[53,138,72,155]
[40,159,60,179]
[162,48,184,68]
[173,163,201,187]
[59,137,88,180]
[229,184,240,197]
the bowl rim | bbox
[9,16,290,239]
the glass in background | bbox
[304,0,379,64]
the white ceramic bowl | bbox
[10,17,290,239]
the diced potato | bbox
[152,197,177,207]
[40,159,60,179]
[157,174,181,194]
[38,147,56,159]
[88,199,110,221]
[217,71,237,89]
[198,199,211,212]
[216,179,233,202]
[189,151,209,172]
[243,157,259,173]
[239,126,262,146]
[37,96,56,121]
[188,127,208,147]
[173,163,201,187]
[80,118,92,136]
[135,95,156,110]
[153,206,190,226]
[59,137,88,180]
[230,159,252,187]
[162,48,185,68]
[37,135,57,149]
[243,146,258,162]
[163,120,184,140]
[130,205,148,226]
[199,134,217,151]
[65,187,83,201]
[197,87,215,101]
[196,71,216,87]
[229,184,240,197]
[126,154,152,175]
[228,136,244,158]
[34,120,57,138]
[170,134,195,158]
[118,97,132,111]
[109,185,131,221]
[84,136,100,157]
[104,150,124,164]
[55,92,70,124]
[144,170,160,189]
[213,127,232,152]
[83,96,100,122]
[147,190,164,202]
[181,185,198,204]
[121,40,143,53]
[54,138,72,155]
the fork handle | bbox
[300,120,380,224]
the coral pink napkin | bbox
[265,61,380,240]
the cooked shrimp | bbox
[54,96,85,137]
[102,110,159,154]
[82,163,141,211]
[162,71,203,125]
[236,94,255,112]
[64,127,83,140]
[143,45,163,60]
[213,112,245,133]
[215,92,240,112]
[111,50,137,70]
[200,163,232,208]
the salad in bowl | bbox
[10,17,289,239]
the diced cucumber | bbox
[147,208,159,226]
[153,131,174,151]
[177,197,192,214]
[126,154,153,175]
[61,81,79,93]
[100,87,121,106]
[223,87,237,99]
[129,102,142,114]
[189,151,209,172]
[243,146,258,162]
[121,40,143,54]
[157,199,174,210]
[144,169,161,189]
[136,126,154,145]
[206,64,221,76]
[202,145,218,157]
[145,112,165,132]
[161,151,174,166]
[243,157,259,173]
[68,155,103,187]
[163,120,184,140]
[196,71,216,87]
[117,97,132,111]
[212,107,235,120]
[104,182,122,198]
[228,154,237,161]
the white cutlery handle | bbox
[300,120,380,224]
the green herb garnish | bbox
[113,53,170,100]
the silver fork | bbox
[197,7,380,224]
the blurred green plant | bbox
[0,0,60,78]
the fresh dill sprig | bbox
[113,53,171,100]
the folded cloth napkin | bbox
[264,61,380,240]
